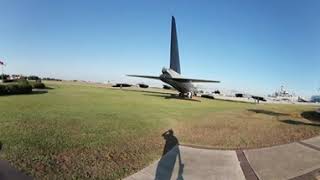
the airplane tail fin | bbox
[170,16,181,74]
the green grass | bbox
[0,81,319,179]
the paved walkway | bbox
[1,136,320,179]
[125,136,320,180]
[0,160,32,180]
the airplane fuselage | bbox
[127,17,219,99]
[160,68,196,95]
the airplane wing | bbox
[127,75,160,79]
[127,75,220,83]
[171,77,220,83]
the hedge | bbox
[0,85,6,94]
[29,81,46,89]
[0,82,32,95]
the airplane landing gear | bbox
[178,92,193,98]
[187,92,192,99]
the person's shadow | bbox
[155,129,184,180]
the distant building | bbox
[10,74,23,80]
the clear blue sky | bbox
[0,0,319,96]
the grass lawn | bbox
[0,81,319,179]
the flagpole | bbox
[1,65,3,83]
[1,64,3,83]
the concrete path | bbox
[0,160,32,180]
[125,146,245,180]
[2,136,320,180]
[126,137,320,180]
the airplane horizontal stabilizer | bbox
[170,77,220,83]
[126,75,160,79]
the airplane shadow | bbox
[301,111,320,122]
[143,94,201,102]
[280,119,320,127]
[110,87,200,102]
[110,88,173,95]
[247,109,289,116]
[155,129,184,180]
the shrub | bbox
[0,74,9,80]
[29,81,46,89]
[27,75,40,80]
[2,79,15,83]
[42,77,62,81]
[0,85,7,94]
[17,79,29,84]
[6,83,32,94]
[0,82,32,95]
[32,82,46,89]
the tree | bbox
[27,75,40,80]
[0,74,9,80]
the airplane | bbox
[127,16,220,98]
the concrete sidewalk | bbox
[2,136,320,180]
[125,146,245,180]
[0,160,32,180]
[125,137,320,180]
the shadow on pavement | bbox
[0,150,33,180]
[248,109,289,116]
[0,161,33,180]
[155,129,184,180]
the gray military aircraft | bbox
[127,16,220,98]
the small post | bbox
[0,59,5,83]
[1,64,3,83]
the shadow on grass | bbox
[301,111,320,122]
[155,129,184,180]
[248,109,289,116]
[280,119,320,127]
[143,93,201,102]
[209,98,254,104]
[31,89,48,94]
[44,86,54,90]
[0,90,48,96]
[109,88,173,95]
